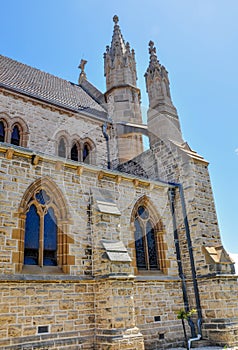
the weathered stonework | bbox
[0,15,237,350]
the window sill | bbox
[135,271,179,281]
[21,265,63,275]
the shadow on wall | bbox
[229,253,238,274]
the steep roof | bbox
[0,55,107,119]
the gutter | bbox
[102,123,111,169]
[168,181,203,346]
[168,188,196,339]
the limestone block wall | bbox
[0,91,112,168]
[0,279,95,349]
[0,143,179,348]
[198,276,238,346]
[0,143,237,348]
[0,142,177,276]
[133,279,185,349]
[139,139,233,277]
[105,87,144,162]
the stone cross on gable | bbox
[78,59,87,84]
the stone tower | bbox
[145,41,183,146]
[104,15,143,163]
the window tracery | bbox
[134,205,159,270]
[24,189,58,266]
[16,177,74,273]
[131,197,168,274]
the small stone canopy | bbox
[91,187,121,215]
[203,246,234,264]
[101,239,132,262]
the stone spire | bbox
[145,41,176,112]
[145,41,183,144]
[104,16,143,164]
[104,15,137,88]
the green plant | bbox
[176,309,197,350]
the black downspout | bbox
[177,184,203,335]
[102,123,111,170]
[168,188,196,338]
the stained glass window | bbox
[44,208,57,266]
[24,191,58,267]
[0,121,5,142]
[134,218,146,269]
[24,205,40,265]
[138,206,149,219]
[146,221,158,269]
[11,125,20,146]
[134,205,159,270]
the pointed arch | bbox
[70,138,81,162]
[58,137,67,158]
[0,113,29,146]
[16,177,73,273]
[11,124,21,146]
[10,117,29,147]
[55,130,70,158]
[0,120,6,142]
[19,176,69,220]
[130,195,168,274]
[82,137,96,164]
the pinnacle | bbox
[113,15,119,24]
[109,15,126,56]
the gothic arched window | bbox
[58,138,66,158]
[134,205,159,270]
[11,125,20,146]
[24,189,57,267]
[83,143,90,163]
[0,121,5,142]
[71,143,79,161]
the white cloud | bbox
[235,148,238,155]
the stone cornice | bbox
[104,84,141,101]
[0,143,169,190]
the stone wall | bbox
[199,276,238,346]
[0,143,238,348]
[0,279,95,349]
[0,90,112,168]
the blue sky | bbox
[1,0,238,254]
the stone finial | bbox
[113,15,119,24]
[148,40,157,58]
[78,59,87,84]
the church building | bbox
[0,15,237,349]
